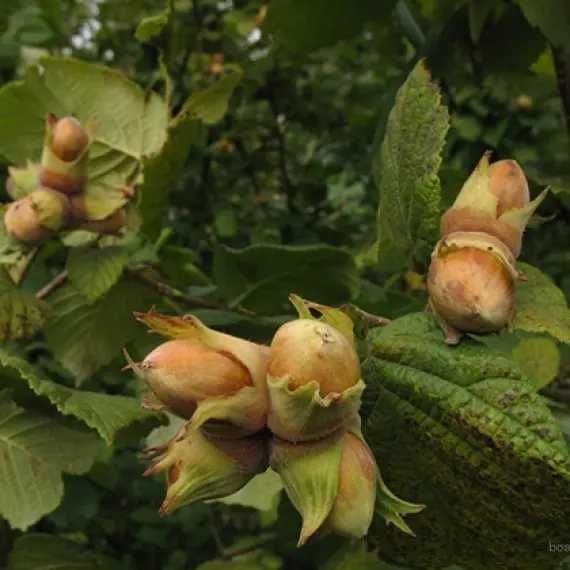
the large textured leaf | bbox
[0,392,101,530]
[8,533,116,570]
[44,279,155,383]
[0,269,49,341]
[67,246,128,303]
[363,313,570,570]
[265,0,398,53]
[0,351,160,445]
[0,57,168,219]
[517,0,570,49]
[374,60,449,271]
[513,263,570,344]
[213,244,359,314]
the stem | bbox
[127,267,255,316]
[36,270,68,299]
[342,304,391,327]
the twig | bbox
[342,304,392,327]
[36,270,68,300]
[127,267,255,316]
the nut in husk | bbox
[440,153,547,258]
[40,114,92,194]
[144,425,268,515]
[427,232,518,336]
[128,311,269,436]
[266,296,364,441]
[4,188,71,243]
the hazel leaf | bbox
[67,246,128,303]
[374,59,450,271]
[513,262,570,344]
[0,269,49,341]
[364,312,570,569]
[0,391,101,530]
[8,533,117,569]
[0,350,162,445]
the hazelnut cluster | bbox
[4,114,128,244]
[427,154,546,344]
[127,297,420,545]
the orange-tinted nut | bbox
[268,319,360,395]
[427,246,515,333]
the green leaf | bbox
[0,351,160,445]
[218,469,283,512]
[67,246,128,303]
[135,7,171,44]
[513,263,570,344]
[180,72,242,125]
[44,279,155,383]
[0,269,49,341]
[8,533,117,570]
[479,4,546,75]
[0,57,168,219]
[511,336,560,390]
[265,0,398,53]
[213,244,359,314]
[0,392,101,530]
[517,0,570,49]
[139,115,202,238]
[374,60,449,271]
[468,0,496,43]
[364,312,570,569]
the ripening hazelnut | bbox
[427,246,515,333]
[4,197,51,243]
[4,188,71,243]
[489,159,530,215]
[140,339,253,418]
[144,427,268,515]
[51,117,90,162]
[326,432,377,539]
[440,207,522,258]
[268,319,361,395]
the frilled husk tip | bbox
[266,375,365,442]
[144,426,268,515]
[441,153,548,258]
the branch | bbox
[36,271,68,300]
[127,267,255,316]
[341,304,392,327]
